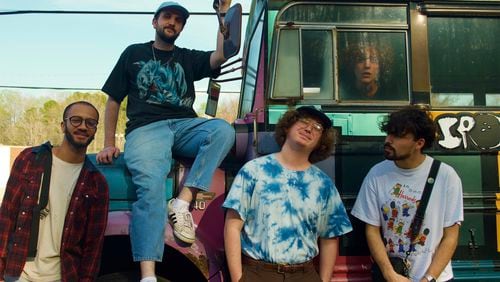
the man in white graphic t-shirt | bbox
[351,106,463,282]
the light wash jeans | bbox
[124,118,235,261]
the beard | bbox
[156,28,179,44]
[65,128,94,149]
[383,143,410,161]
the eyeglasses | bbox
[297,118,323,133]
[64,116,98,129]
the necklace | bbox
[151,43,173,65]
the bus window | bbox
[338,31,409,102]
[428,17,500,107]
[271,29,301,98]
[486,94,500,106]
[302,30,334,100]
[431,93,474,107]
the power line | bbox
[0,10,249,16]
[0,85,100,91]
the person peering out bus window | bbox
[338,32,408,102]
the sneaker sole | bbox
[171,226,195,244]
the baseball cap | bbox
[296,106,332,129]
[155,1,190,21]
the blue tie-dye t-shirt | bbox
[223,153,352,264]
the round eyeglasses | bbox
[64,116,98,129]
[298,118,323,133]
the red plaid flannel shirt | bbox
[0,144,109,281]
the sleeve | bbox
[102,46,133,103]
[0,150,31,262]
[78,173,109,281]
[222,164,254,221]
[189,49,221,80]
[319,179,353,238]
[442,165,464,227]
[351,169,383,226]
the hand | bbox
[219,0,232,12]
[386,271,411,282]
[96,146,120,164]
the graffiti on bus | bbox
[435,112,500,151]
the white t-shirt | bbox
[22,154,83,282]
[351,156,463,282]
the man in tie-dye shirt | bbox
[223,106,352,282]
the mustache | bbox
[74,129,90,136]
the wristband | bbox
[424,274,436,282]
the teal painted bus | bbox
[88,0,500,280]
[228,0,500,280]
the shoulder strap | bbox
[27,147,52,259]
[408,159,441,247]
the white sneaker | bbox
[168,199,195,244]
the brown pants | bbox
[240,262,322,282]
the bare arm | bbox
[419,224,460,282]
[366,224,410,282]
[96,97,121,164]
[318,237,339,282]
[210,0,232,69]
[224,209,244,282]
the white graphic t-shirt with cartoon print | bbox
[351,156,463,282]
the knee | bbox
[212,120,235,142]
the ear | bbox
[60,121,65,133]
[415,138,425,150]
[152,18,158,28]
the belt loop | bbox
[277,264,284,274]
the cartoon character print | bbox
[390,201,398,218]
[383,182,432,255]
[392,183,402,196]
[387,217,395,230]
[402,203,410,217]
[388,238,395,253]
[135,59,190,106]
[417,228,430,246]
[395,221,405,235]
[398,238,405,253]
[381,205,389,221]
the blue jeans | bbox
[124,118,235,261]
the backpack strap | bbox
[27,145,52,259]
[407,159,441,256]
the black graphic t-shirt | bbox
[102,41,220,135]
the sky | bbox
[0,0,249,96]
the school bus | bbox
[9,0,495,281]
[226,0,499,280]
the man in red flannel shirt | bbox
[0,101,109,282]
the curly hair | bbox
[380,106,436,150]
[342,42,393,88]
[274,110,336,163]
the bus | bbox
[3,0,497,281]
[229,0,500,280]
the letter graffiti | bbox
[436,112,500,151]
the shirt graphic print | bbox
[135,59,190,107]
[382,182,431,255]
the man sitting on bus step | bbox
[96,1,235,282]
